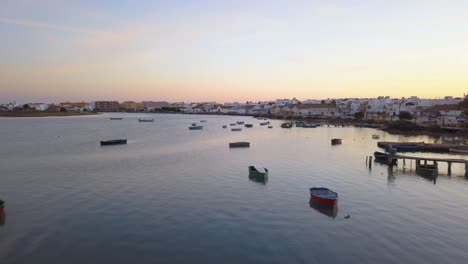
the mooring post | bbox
[369,156,373,169]
[447,162,452,175]
[366,156,368,166]
[388,148,396,167]
[403,158,406,167]
[465,162,468,177]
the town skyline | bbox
[2,1,468,102]
[0,93,468,104]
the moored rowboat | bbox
[189,125,203,130]
[374,151,388,160]
[101,139,127,146]
[229,142,250,148]
[138,118,154,122]
[248,166,268,178]
[331,138,342,145]
[309,187,338,207]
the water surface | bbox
[1,114,468,263]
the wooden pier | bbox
[387,154,468,176]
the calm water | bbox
[1,114,468,264]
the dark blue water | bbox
[1,114,468,263]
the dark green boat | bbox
[248,166,268,178]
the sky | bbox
[1,0,467,103]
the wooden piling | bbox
[448,162,452,175]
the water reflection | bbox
[0,211,5,226]
[248,174,268,185]
[309,200,338,218]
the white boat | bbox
[260,121,269,126]
[231,128,242,131]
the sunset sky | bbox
[1,0,467,103]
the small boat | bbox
[231,127,242,131]
[244,124,253,128]
[138,118,154,122]
[248,166,268,178]
[281,122,293,128]
[268,125,273,129]
[260,121,269,126]
[372,135,380,139]
[200,120,207,123]
[449,147,468,154]
[229,142,250,148]
[303,124,318,128]
[100,139,127,146]
[191,123,197,126]
[374,151,388,160]
[237,121,244,125]
[309,187,338,207]
[295,121,305,127]
[110,117,123,120]
[222,125,227,128]
[331,138,342,145]
[230,123,237,126]
[189,125,203,130]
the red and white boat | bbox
[309,188,338,207]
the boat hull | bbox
[309,188,338,207]
[229,142,250,148]
[248,166,268,178]
[374,151,388,160]
[331,139,342,145]
[189,126,203,130]
[100,139,127,146]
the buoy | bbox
[344,214,350,219]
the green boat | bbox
[248,166,268,178]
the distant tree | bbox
[23,104,30,109]
[60,107,67,112]
[320,100,325,104]
[331,100,336,106]
[354,111,364,120]
[399,111,413,120]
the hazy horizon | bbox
[2,1,468,102]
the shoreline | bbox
[0,111,97,118]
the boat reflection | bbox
[248,174,268,185]
[309,200,338,218]
[0,211,5,226]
